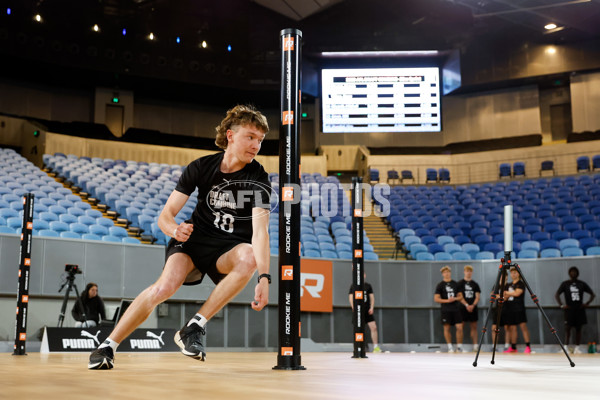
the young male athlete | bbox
[555,266,596,354]
[88,105,272,369]
[349,272,381,353]
[434,266,464,353]
[457,265,481,352]
[502,267,531,353]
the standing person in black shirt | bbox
[502,267,531,353]
[348,272,381,353]
[457,265,480,352]
[434,266,464,353]
[555,266,596,354]
[72,282,106,328]
[89,105,272,369]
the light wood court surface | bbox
[1,352,598,400]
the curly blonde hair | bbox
[215,104,269,150]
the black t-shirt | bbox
[71,296,106,324]
[175,152,270,243]
[458,279,481,306]
[503,280,525,312]
[557,279,593,309]
[435,280,460,312]
[349,282,374,311]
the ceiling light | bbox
[176,36,181,44]
[34,14,42,22]
[545,23,557,30]
[148,32,155,40]
[92,24,100,32]
[546,46,557,54]
[201,40,207,48]
[122,28,127,36]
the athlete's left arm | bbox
[369,293,375,314]
[584,284,596,307]
[251,207,270,311]
[473,292,480,307]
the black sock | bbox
[511,344,517,350]
[526,342,530,347]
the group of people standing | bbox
[434,264,595,354]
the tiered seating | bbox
[0,150,136,242]
[43,153,196,244]
[268,172,377,260]
[380,175,600,260]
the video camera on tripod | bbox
[65,264,82,276]
[57,264,86,328]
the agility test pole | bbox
[14,193,34,355]
[274,28,305,370]
[351,177,367,358]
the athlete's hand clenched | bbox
[173,223,193,242]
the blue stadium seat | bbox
[0,226,16,234]
[338,251,352,259]
[558,238,579,251]
[37,229,60,237]
[586,246,600,256]
[410,244,428,257]
[499,163,511,178]
[122,237,141,244]
[452,251,471,260]
[513,162,525,177]
[540,248,561,258]
[434,252,453,261]
[102,235,122,243]
[579,237,597,251]
[60,231,80,239]
[415,252,434,261]
[517,250,538,259]
[49,221,69,233]
[303,241,319,250]
[562,247,583,257]
[475,251,495,260]
[364,252,379,260]
[443,243,462,254]
[540,239,558,250]
[576,156,590,172]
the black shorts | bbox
[502,308,527,325]
[165,235,247,286]
[564,307,587,327]
[441,310,463,326]
[460,305,479,322]
[366,312,375,323]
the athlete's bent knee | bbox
[237,246,257,276]
[148,282,178,303]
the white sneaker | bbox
[473,344,479,352]
[462,348,469,353]
[448,345,455,353]
[574,346,583,354]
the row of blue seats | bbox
[414,246,600,261]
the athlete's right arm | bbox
[158,190,193,242]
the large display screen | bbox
[321,67,441,133]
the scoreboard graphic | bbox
[321,67,441,133]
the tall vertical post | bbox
[14,193,34,355]
[274,28,305,370]
[351,177,367,358]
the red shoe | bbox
[524,346,532,354]
[503,348,517,353]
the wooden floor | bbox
[0,352,598,400]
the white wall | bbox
[571,71,600,133]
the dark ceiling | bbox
[1,0,599,105]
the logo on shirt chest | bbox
[206,179,277,220]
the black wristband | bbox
[258,273,271,284]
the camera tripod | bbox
[473,251,575,367]
[57,272,88,328]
